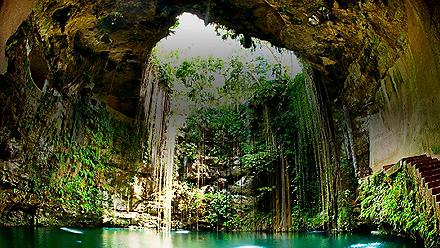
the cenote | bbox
[1,0,440,247]
[0,228,416,248]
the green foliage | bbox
[170,19,180,33]
[204,191,237,230]
[431,145,440,155]
[151,49,179,90]
[31,98,142,216]
[168,52,328,232]
[291,205,327,231]
[173,182,238,231]
[241,148,276,173]
[360,171,440,247]
[175,57,224,103]
[177,142,198,163]
[48,139,110,214]
[243,211,273,231]
[185,105,249,159]
[163,52,329,232]
[338,189,356,231]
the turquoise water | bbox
[0,227,416,248]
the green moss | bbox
[430,145,440,155]
[359,171,440,247]
[291,205,327,231]
[27,95,144,222]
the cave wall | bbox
[1,0,409,115]
[0,9,171,225]
[0,17,170,225]
[369,0,440,171]
[0,0,36,73]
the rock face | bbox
[0,14,170,225]
[369,0,440,170]
[0,0,439,225]
[0,0,36,73]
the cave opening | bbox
[143,12,330,232]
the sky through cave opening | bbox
[154,12,302,127]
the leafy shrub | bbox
[359,171,440,247]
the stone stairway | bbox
[383,154,440,208]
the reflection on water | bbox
[349,243,382,248]
[0,227,416,248]
[60,227,84,234]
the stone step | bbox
[427,179,440,189]
[417,157,439,162]
[414,159,440,167]
[417,162,440,172]
[409,159,432,164]
[405,154,429,162]
[409,161,434,168]
[423,172,440,183]
[382,155,440,219]
[421,168,440,178]
[432,186,440,196]
[408,158,435,165]
[405,154,428,160]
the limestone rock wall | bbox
[0,0,36,73]
[369,0,440,171]
[0,15,171,226]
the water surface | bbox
[0,227,416,248]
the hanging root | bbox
[204,0,211,26]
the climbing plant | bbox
[30,96,144,220]
[161,51,333,231]
[360,171,440,247]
